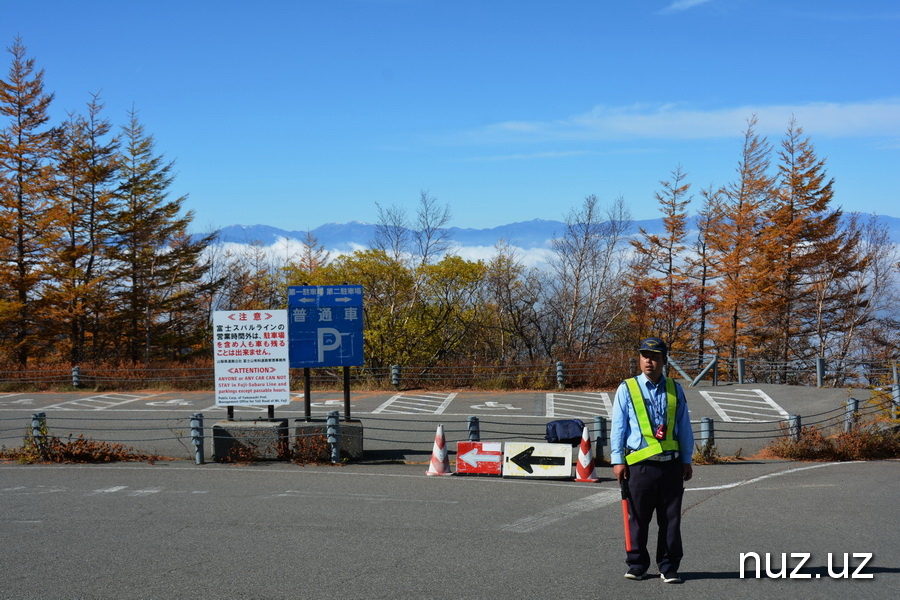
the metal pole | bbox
[190,413,205,464]
[304,367,312,422]
[844,398,859,434]
[737,358,746,384]
[555,361,565,390]
[31,412,47,456]
[343,366,351,422]
[72,366,81,388]
[892,362,899,423]
[690,356,718,387]
[467,416,480,441]
[789,414,801,442]
[816,357,826,388]
[594,416,607,460]
[326,410,340,464]
[701,417,714,447]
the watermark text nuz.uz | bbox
[740,552,874,579]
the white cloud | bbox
[465,99,900,143]
[662,0,719,13]
[453,244,554,268]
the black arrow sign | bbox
[510,446,565,474]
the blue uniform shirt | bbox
[610,373,694,465]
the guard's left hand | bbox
[682,463,693,482]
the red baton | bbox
[620,478,632,552]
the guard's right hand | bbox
[613,464,627,483]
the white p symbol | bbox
[317,327,342,362]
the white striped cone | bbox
[426,424,453,476]
[575,426,599,482]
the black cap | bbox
[638,337,668,354]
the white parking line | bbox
[700,388,790,422]
[500,489,620,533]
[372,392,457,415]
[44,393,163,411]
[545,392,612,418]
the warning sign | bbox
[502,442,573,478]
[456,441,503,475]
[213,310,290,406]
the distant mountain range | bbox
[210,213,900,254]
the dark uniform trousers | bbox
[625,458,684,573]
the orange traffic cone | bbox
[575,425,599,482]
[426,424,453,476]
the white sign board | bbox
[502,442,573,478]
[213,310,290,406]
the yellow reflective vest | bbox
[624,376,680,465]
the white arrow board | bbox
[502,442,573,479]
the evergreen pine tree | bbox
[110,108,216,364]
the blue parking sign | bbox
[287,285,365,368]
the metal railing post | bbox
[391,364,401,389]
[844,399,858,434]
[190,413,205,464]
[737,358,746,384]
[690,356,719,387]
[816,357,826,388]
[789,414,801,442]
[555,361,565,390]
[701,417,715,447]
[31,412,47,456]
[467,416,480,441]
[594,416,607,460]
[326,410,341,464]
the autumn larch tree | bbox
[706,115,776,367]
[47,92,120,364]
[0,38,60,365]
[752,118,848,378]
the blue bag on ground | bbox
[545,418,585,446]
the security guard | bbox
[611,337,693,584]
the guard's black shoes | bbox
[624,568,647,580]
[660,571,683,584]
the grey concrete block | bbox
[212,419,289,462]
[294,419,364,461]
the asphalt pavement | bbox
[1,458,897,599]
[2,384,896,598]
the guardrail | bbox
[3,395,895,465]
[0,356,896,391]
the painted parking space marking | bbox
[372,392,457,415]
[44,393,163,411]
[700,388,790,422]
[545,392,612,418]
[500,489,619,533]
[146,399,194,407]
[0,395,34,407]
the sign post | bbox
[213,310,290,410]
[288,285,364,420]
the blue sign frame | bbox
[287,285,364,368]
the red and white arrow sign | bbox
[456,441,503,475]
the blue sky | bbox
[4,0,899,232]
